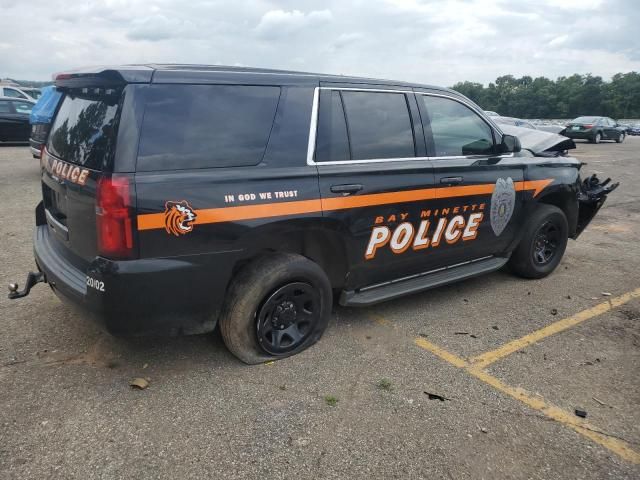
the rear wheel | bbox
[592,132,602,144]
[219,253,332,364]
[615,133,624,143]
[509,204,568,279]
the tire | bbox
[615,133,624,143]
[592,132,601,144]
[219,253,332,364]
[509,204,569,279]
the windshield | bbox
[47,89,122,170]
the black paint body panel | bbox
[27,64,605,335]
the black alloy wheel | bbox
[532,221,561,266]
[508,204,568,279]
[256,282,320,355]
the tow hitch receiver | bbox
[576,174,619,237]
[8,271,45,300]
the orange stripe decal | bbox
[137,199,323,231]
[521,179,554,198]
[137,178,553,231]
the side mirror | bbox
[500,134,521,153]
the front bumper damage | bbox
[575,174,619,237]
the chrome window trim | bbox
[306,86,508,166]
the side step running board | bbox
[340,256,509,307]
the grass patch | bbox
[324,395,338,407]
[377,378,393,391]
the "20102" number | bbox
[86,276,105,292]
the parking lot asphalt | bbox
[1,138,639,479]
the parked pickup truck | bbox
[9,65,617,364]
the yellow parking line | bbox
[415,337,640,464]
[470,288,640,369]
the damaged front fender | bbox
[575,174,619,237]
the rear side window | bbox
[0,101,10,113]
[341,91,415,160]
[421,95,494,157]
[12,101,33,114]
[47,90,122,169]
[315,90,350,162]
[137,85,280,171]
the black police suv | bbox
[561,116,626,144]
[9,65,617,364]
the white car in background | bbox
[0,83,41,101]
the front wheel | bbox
[509,204,568,279]
[219,253,332,364]
[615,133,625,143]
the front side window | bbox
[4,88,27,99]
[340,91,415,160]
[0,100,10,113]
[421,95,494,157]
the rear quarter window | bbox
[136,85,281,171]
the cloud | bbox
[127,15,193,41]
[254,9,333,39]
[332,32,364,50]
[0,0,637,87]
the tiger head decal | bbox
[164,200,197,236]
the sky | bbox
[1,0,639,86]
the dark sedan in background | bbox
[561,116,626,144]
[0,97,34,143]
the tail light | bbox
[583,124,593,129]
[96,175,136,259]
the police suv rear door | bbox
[312,84,436,290]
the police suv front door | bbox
[312,85,437,290]
[416,92,526,267]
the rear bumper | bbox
[29,139,42,157]
[563,130,594,140]
[34,224,235,335]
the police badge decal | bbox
[490,177,516,236]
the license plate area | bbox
[42,183,68,227]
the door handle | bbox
[440,176,464,185]
[330,184,363,195]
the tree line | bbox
[451,72,640,119]
[6,71,640,119]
